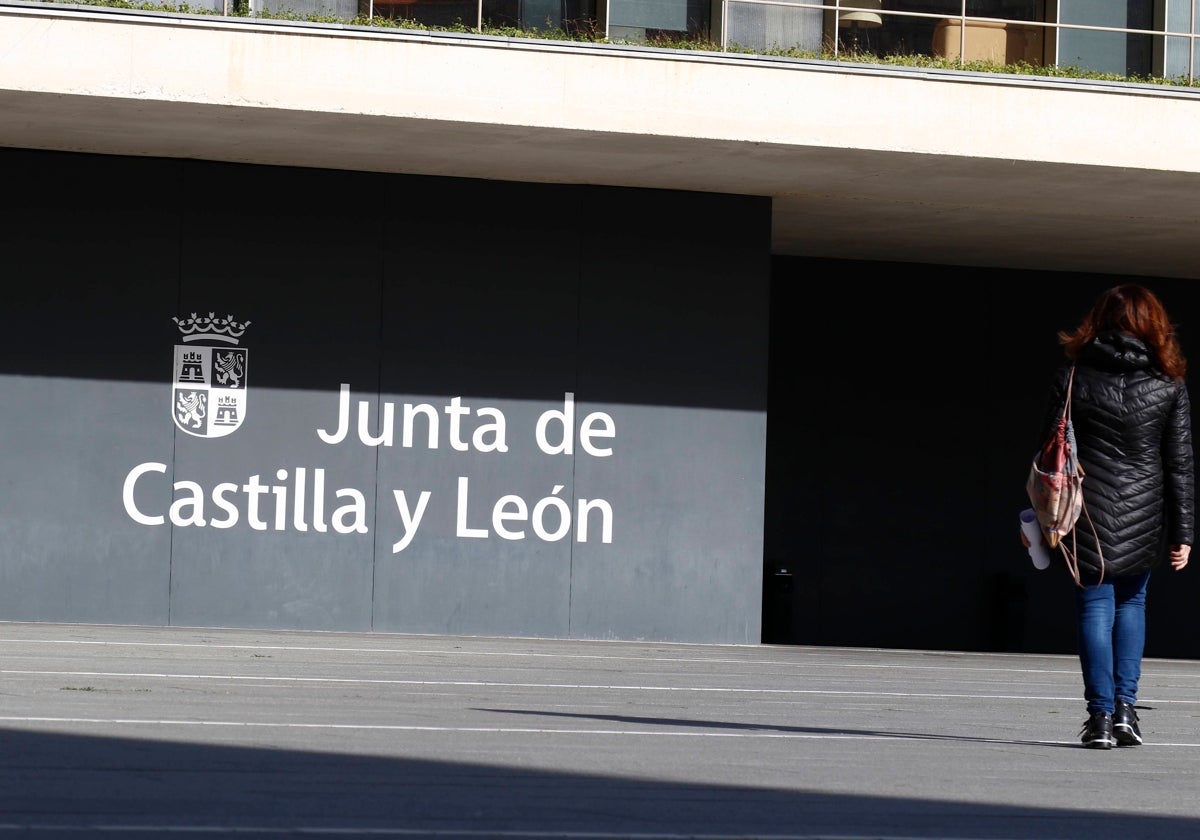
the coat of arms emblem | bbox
[171,312,250,438]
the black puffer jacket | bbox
[1039,330,1195,578]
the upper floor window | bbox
[608,0,712,41]
[724,0,1196,80]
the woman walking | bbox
[1026,283,1194,749]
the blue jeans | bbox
[1074,570,1151,715]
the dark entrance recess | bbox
[761,260,1200,660]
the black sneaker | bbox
[1113,700,1143,746]
[1080,711,1115,749]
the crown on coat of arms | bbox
[173,312,251,345]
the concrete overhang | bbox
[2,2,1199,279]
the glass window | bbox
[1058,0,1153,75]
[482,0,520,26]
[965,0,1039,21]
[869,1,1041,57]
[876,1,956,56]
[371,0,479,25]
[726,0,823,52]
[561,0,599,33]
[1162,0,1198,76]
[1173,0,1200,33]
[482,0,596,32]
[608,0,710,41]
[1163,32,1192,76]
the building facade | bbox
[2,0,1200,655]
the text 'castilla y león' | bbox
[122,387,617,551]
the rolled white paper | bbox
[1020,508,1052,570]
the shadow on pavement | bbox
[477,707,1084,748]
[1,726,1197,839]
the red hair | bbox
[1058,284,1187,379]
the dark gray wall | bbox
[0,149,771,644]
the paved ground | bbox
[0,621,1198,839]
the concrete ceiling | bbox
[2,9,1199,281]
